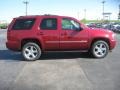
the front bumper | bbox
[109,40,116,50]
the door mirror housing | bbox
[75,27,83,31]
[79,26,83,30]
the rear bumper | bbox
[6,41,21,51]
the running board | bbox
[44,50,88,53]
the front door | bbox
[60,18,89,50]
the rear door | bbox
[60,18,89,50]
[39,17,60,51]
[7,18,36,49]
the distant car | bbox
[6,15,116,61]
[102,24,113,30]
[115,25,120,33]
[86,23,96,28]
[112,23,120,33]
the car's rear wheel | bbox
[22,42,41,61]
[91,40,109,58]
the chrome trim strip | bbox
[46,40,88,43]
[60,41,88,43]
[46,41,59,43]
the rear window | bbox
[12,18,35,30]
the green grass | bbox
[80,19,120,24]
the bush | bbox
[0,24,8,29]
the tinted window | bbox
[40,18,57,30]
[12,18,35,30]
[62,18,80,30]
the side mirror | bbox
[79,27,83,30]
[75,27,83,31]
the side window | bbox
[40,18,57,30]
[62,18,80,30]
[12,18,35,30]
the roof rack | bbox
[43,14,58,16]
[44,14,52,16]
[19,15,39,17]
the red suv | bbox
[6,15,116,61]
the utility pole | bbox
[84,9,86,19]
[23,1,29,16]
[118,4,120,20]
[77,12,80,20]
[102,0,106,20]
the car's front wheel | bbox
[22,42,41,61]
[91,40,109,58]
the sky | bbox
[0,0,120,22]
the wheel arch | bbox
[90,37,110,50]
[21,38,43,51]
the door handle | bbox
[61,32,67,36]
[68,36,72,38]
[37,32,44,35]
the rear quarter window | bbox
[40,18,57,30]
[12,18,35,30]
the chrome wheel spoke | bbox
[26,52,32,58]
[95,45,100,50]
[101,47,106,51]
[32,48,38,53]
[25,48,30,54]
[99,51,104,55]
[30,46,34,51]
[31,53,36,58]
[100,44,103,48]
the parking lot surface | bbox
[0,29,120,90]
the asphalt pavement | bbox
[0,29,120,90]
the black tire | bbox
[22,42,41,61]
[91,40,109,58]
